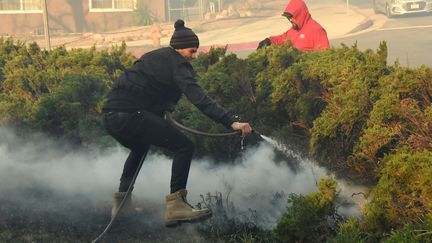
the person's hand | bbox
[257,38,271,49]
[231,122,253,136]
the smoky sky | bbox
[0,126,365,230]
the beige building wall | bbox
[0,0,166,36]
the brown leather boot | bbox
[165,189,212,227]
[111,192,139,219]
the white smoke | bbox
[0,126,366,230]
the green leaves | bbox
[0,39,134,143]
[365,148,432,235]
[0,32,431,243]
[273,177,338,243]
[29,74,108,136]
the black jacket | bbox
[103,47,233,128]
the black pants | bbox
[103,111,194,193]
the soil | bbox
[0,188,211,242]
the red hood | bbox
[283,0,311,29]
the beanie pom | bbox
[170,19,199,49]
[174,19,185,30]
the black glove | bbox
[257,38,271,49]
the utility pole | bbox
[346,0,350,15]
[42,0,51,50]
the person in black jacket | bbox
[103,19,252,227]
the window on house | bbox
[90,0,136,12]
[0,0,42,13]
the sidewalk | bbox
[128,0,373,56]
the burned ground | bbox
[0,187,213,242]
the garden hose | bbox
[91,149,147,243]
[165,112,242,137]
[92,112,243,243]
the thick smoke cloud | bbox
[0,127,365,230]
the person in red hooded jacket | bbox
[257,0,330,51]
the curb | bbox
[348,17,373,34]
[347,5,374,34]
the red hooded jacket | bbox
[269,0,330,51]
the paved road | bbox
[332,13,432,67]
[235,2,432,68]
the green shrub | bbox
[330,217,365,243]
[350,65,432,180]
[273,177,338,242]
[308,43,387,177]
[383,214,432,243]
[365,148,432,235]
[0,40,134,144]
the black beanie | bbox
[169,19,199,49]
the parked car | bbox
[373,0,432,17]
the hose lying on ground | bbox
[91,149,147,243]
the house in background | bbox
[0,0,213,36]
